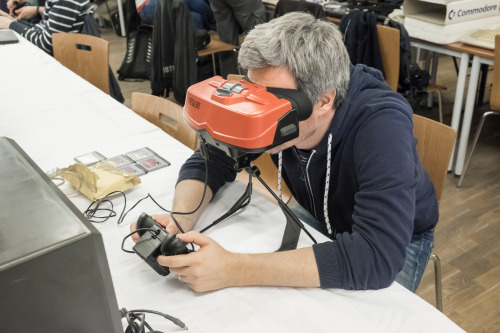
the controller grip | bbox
[136,213,158,236]
[160,233,191,256]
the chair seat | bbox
[197,39,239,57]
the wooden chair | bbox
[131,93,199,150]
[457,35,500,188]
[197,38,240,76]
[376,24,400,92]
[227,74,244,81]
[413,114,457,312]
[52,33,110,94]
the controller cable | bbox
[120,307,188,332]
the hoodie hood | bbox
[313,63,412,157]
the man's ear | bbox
[318,91,336,114]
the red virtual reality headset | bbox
[183,76,313,162]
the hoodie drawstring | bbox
[324,133,333,235]
[277,133,334,236]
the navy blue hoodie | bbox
[177,64,439,290]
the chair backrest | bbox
[52,33,109,94]
[490,35,500,111]
[377,24,400,92]
[131,92,199,150]
[413,114,456,201]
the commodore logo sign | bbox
[448,9,456,20]
[447,3,498,22]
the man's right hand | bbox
[14,6,36,19]
[7,0,24,16]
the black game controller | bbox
[133,212,192,276]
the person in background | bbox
[207,0,266,77]
[0,0,8,12]
[136,0,216,30]
[6,0,45,23]
[0,0,92,54]
[130,12,439,294]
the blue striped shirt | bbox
[9,0,93,54]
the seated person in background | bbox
[0,0,92,54]
[208,0,265,45]
[131,12,438,293]
[136,0,216,30]
[6,0,45,22]
[207,0,265,77]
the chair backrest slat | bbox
[53,33,109,94]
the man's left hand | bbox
[0,13,15,29]
[158,231,238,292]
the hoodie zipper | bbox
[293,147,318,218]
[305,150,318,218]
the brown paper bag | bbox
[60,162,141,201]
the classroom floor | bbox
[103,28,500,333]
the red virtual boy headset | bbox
[183,76,313,168]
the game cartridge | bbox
[136,155,171,172]
[102,155,134,168]
[74,151,106,166]
[118,163,147,176]
[126,147,157,161]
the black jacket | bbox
[339,11,385,78]
[151,0,197,103]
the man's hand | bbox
[6,0,23,16]
[159,231,238,292]
[0,14,15,28]
[14,6,37,19]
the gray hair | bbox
[238,12,350,110]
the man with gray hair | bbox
[131,12,438,293]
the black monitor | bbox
[0,137,123,332]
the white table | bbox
[453,53,494,176]
[0,33,465,333]
[409,38,496,177]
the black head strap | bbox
[241,76,313,121]
[266,87,313,121]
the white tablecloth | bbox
[0,32,465,333]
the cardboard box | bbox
[404,0,500,25]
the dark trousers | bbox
[208,0,265,77]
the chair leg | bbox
[437,89,443,124]
[211,54,216,76]
[103,0,118,35]
[457,111,499,187]
[430,253,443,312]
